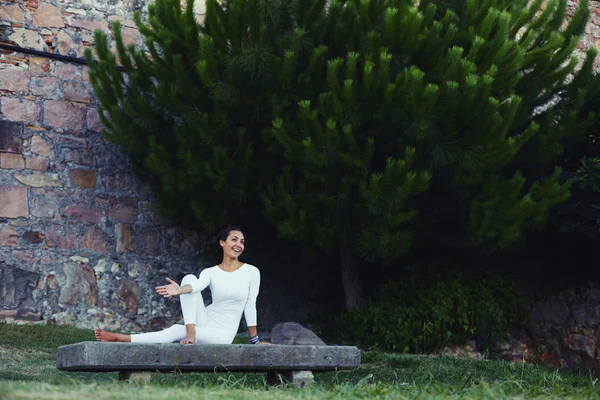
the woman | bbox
[95,226,264,345]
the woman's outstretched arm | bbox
[156,277,193,298]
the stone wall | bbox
[0,0,212,332]
[1,0,600,337]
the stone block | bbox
[0,70,29,93]
[11,250,37,263]
[0,98,40,124]
[43,100,86,131]
[80,226,110,253]
[136,227,161,255]
[14,172,62,187]
[0,266,40,310]
[30,136,54,157]
[57,31,84,58]
[0,121,23,153]
[64,81,93,103]
[118,280,141,314]
[25,156,50,172]
[33,4,65,28]
[0,226,20,246]
[0,185,28,218]
[54,64,80,80]
[69,169,97,188]
[115,223,134,253]
[271,322,327,346]
[0,153,25,169]
[86,108,103,132]
[22,231,44,244]
[60,204,102,223]
[30,76,60,98]
[59,263,97,306]
[29,57,51,74]
[65,149,93,166]
[58,135,88,148]
[32,197,58,218]
[108,198,137,223]
[267,370,314,388]
[56,342,361,373]
[8,28,45,51]
[0,4,25,23]
[44,225,77,249]
[69,18,109,31]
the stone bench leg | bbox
[118,371,152,383]
[266,370,314,387]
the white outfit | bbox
[131,263,260,344]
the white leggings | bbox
[130,274,230,344]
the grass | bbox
[1,322,598,399]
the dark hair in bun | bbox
[217,225,245,243]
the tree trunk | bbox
[340,245,365,310]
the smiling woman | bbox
[94,225,266,345]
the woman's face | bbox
[220,230,245,259]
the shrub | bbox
[337,266,527,352]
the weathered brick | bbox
[29,57,50,74]
[32,4,64,28]
[0,70,29,93]
[0,185,28,218]
[44,225,76,249]
[57,31,84,58]
[11,250,38,263]
[136,227,161,255]
[43,100,86,131]
[25,156,50,172]
[0,226,19,246]
[65,149,93,166]
[60,204,102,223]
[116,223,135,252]
[30,136,54,157]
[8,28,45,51]
[58,135,87,148]
[22,231,44,244]
[63,81,93,103]
[31,197,57,218]
[30,76,60,98]
[86,107,103,132]
[108,198,137,223]
[0,153,25,169]
[68,169,96,188]
[0,98,40,124]
[108,16,137,28]
[80,226,110,253]
[0,4,25,23]
[14,172,62,187]
[54,64,80,80]
[69,18,109,31]
[0,121,23,153]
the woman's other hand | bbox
[156,277,182,298]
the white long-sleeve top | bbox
[189,263,260,331]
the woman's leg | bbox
[179,274,208,344]
[95,274,208,344]
[130,324,187,343]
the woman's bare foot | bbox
[95,327,131,342]
[180,324,197,344]
[180,334,197,344]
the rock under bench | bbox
[56,342,361,386]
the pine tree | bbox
[86,0,600,309]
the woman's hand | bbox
[156,278,182,298]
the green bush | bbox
[337,266,527,352]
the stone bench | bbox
[56,342,361,387]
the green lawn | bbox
[0,322,598,399]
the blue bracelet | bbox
[249,335,260,344]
